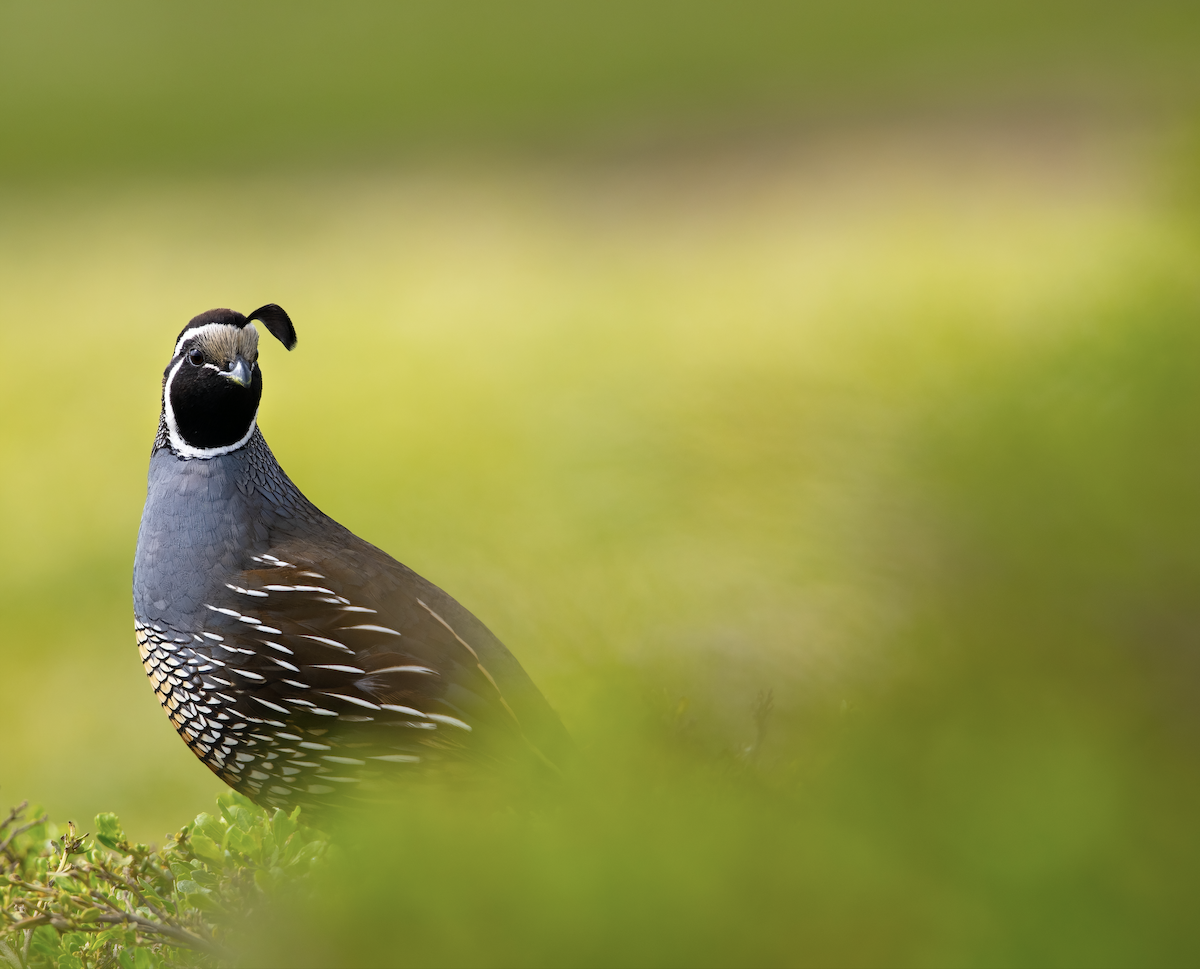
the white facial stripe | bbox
[173,322,242,358]
[162,355,259,460]
[202,360,254,379]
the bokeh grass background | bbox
[5,3,1200,965]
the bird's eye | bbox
[187,349,204,366]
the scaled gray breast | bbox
[133,443,272,623]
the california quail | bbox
[133,306,570,812]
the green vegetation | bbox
[5,4,1200,965]
[0,795,327,968]
[5,136,1200,962]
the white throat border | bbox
[162,355,258,460]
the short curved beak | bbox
[221,356,253,388]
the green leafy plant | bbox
[0,794,327,969]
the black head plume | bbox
[247,304,298,351]
[172,304,298,353]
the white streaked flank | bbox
[301,635,353,653]
[426,713,472,732]
[380,703,427,717]
[319,693,381,711]
[250,697,291,715]
[226,584,268,597]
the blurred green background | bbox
[5,2,1200,965]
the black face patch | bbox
[167,351,263,450]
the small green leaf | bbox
[217,791,260,830]
[190,833,224,867]
[292,840,327,867]
[61,932,86,954]
[94,812,126,850]
[272,807,298,844]
[168,861,194,880]
[184,892,228,916]
[219,790,258,813]
[133,946,158,969]
[226,825,260,860]
[192,813,226,845]
[30,925,60,951]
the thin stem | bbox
[0,804,27,839]
[0,816,47,859]
[0,937,24,969]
